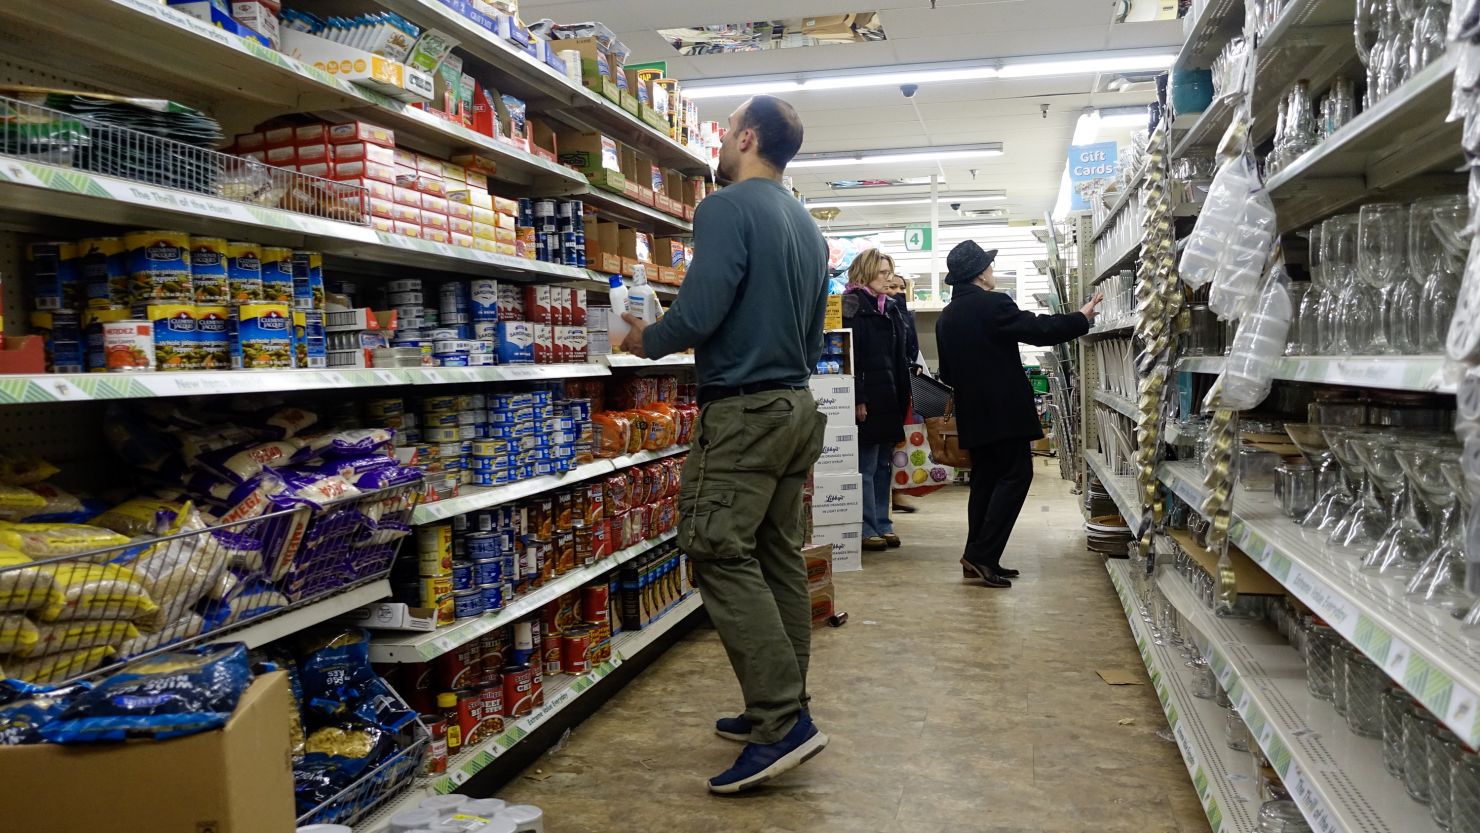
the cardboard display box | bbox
[808,375,855,425]
[0,672,296,832]
[803,544,834,590]
[815,423,860,473]
[811,522,862,573]
[810,472,862,526]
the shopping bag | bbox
[924,399,973,469]
[908,371,953,421]
[893,423,955,490]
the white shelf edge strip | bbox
[369,530,678,662]
[210,579,391,649]
[1106,559,1257,833]
[412,446,690,524]
[1157,567,1443,833]
[0,363,614,405]
[363,591,704,828]
[1173,356,1454,394]
[1159,461,1480,749]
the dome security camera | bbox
[900,84,919,98]
[949,202,961,211]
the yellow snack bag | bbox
[38,562,158,624]
[0,549,62,616]
[90,497,183,537]
[17,618,139,658]
[0,453,59,486]
[0,486,47,522]
[0,522,133,559]
[0,613,40,654]
[7,645,115,684]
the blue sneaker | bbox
[714,714,752,742]
[708,713,829,794]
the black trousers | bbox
[964,439,1034,570]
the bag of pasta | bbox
[0,550,61,615]
[38,562,158,624]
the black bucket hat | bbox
[944,240,998,285]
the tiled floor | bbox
[497,458,1212,833]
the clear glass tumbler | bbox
[1409,708,1443,803]
[1432,725,1464,830]
[1345,652,1386,737]
[1228,703,1251,752]
[1306,623,1338,701]
[1384,687,1412,778]
[1258,799,1313,833]
[1452,749,1480,833]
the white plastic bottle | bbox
[606,274,631,350]
[628,263,661,325]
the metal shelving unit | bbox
[1092,389,1139,420]
[1105,559,1259,833]
[1172,96,1236,158]
[207,579,392,649]
[359,591,705,830]
[1176,0,1248,72]
[1092,238,1141,285]
[1161,461,1480,750]
[1175,355,1456,394]
[411,446,689,524]
[1086,451,1144,535]
[1159,569,1445,833]
[369,531,678,663]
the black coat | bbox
[842,286,911,445]
[890,295,921,369]
[935,282,1089,448]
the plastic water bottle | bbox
[606,274,631,349]
[628,263,661,326]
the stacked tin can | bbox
[386,278,429,359]
[522,199,586,267]
[418,393,480,484]
[450,508,512,618]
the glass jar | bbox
[1190,655,1218,700]
[1432,726,1464,830]
[1345,652,1385,737]
[1383,688,1412,778]
[1258,799,1313,833]
[1408,708,1442,803]
[1227,704,1251,752]
[1333,644,1354,716]
[1306,623,1338,701]
[1452,749,1480,833]
[1252,744,1291,801]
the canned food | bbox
[478,687,505,737]
[562,628,592,673]
[101,319,155,372]
[542,632,563,676]
[502,665,534,717]
[472,557,501,587]
[434,643,482,691]
[260,247,295,304]
[80,237,128,308]
[225,241,264,304]
[424,719,449,775]
[455,689,484,745]
[454,588,484,618]
[124,230,192,304]
[480,582,504,612]
[554,531,575,575]
[477,630,508,686]
[582,584,610,622]
[450,560,473,591]
[512,620,535,665]
[466,532,500,560]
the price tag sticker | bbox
[373,369,402,385]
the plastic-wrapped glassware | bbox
[1213,269,1294,410]
[1209,193,1279,321]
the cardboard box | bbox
[811,472,862,525]
[811,523,863,573]
[803,543,834,590]
[825,294,843,330]
[808,375,856,425]
[815,423,860,473]
[527,117,559,162]
[586,221,624,274]
[345,601,438,631]
[0,672,295,832]
[809,581,836,627]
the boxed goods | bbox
[816,424,861,473]
[808,376,856,425]
[810,523,863,573]
[809,472,862,525]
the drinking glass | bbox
[1409,708,1442,803]
[1320,214,1359,352]
[1346,652,1386,737]
[1286,423,1347,528]
[1417,194,1471,353]
[1375,0,1413,100]
[1356,0,1383,107]
[1325,76,1357,137]
[1352,433,1416,569]
[1356,202,1408,354]
[1384,687,1411,777]
[1286,80,1317,162]
[1361,440,1432,577]
[1432,725,1464,830]
[1325,429,1393,556]
[1453,749,1480,833]
[1306,621,1338,701]
[1257,800,1312,833]
[1411,0,1452,73]
[1405,447,1476,610]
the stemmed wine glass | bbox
[1287,422,1349,529]
[1405,447,1475,610]
[1292,221,1326,356]
[1356,0,1383,107]
[1325,429,1394,557]
[1410,0,1451,74]
[1415,194,1471,353]
[1364,436,1438,577]
[1354,202,1408,355]
[1324,213,1370,354]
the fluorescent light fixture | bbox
[681,50,1175,99]
[805,193,1006,209]
[789,144,1003,169]
[1070,108,1147,145]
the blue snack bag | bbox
[41,643,251,742]
[0,679,92,745]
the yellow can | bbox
[260,246,295,304]
[123,230,192,305]
[188,237,229,305]
[226,241,264,304]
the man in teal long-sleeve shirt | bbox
[620,95,831,794]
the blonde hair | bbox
[847,248,895,287]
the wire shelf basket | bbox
[0,479,423,685]
[297,688,431,828]
[0,94,368,225]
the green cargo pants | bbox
[677,388,827,745]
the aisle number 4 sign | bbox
[905,225,932,251]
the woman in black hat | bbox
[935,240,1102,587]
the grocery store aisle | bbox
[498,458,1209,833]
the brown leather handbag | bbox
[925,396,972,469]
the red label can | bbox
[424,719,448,775]
[502,664,534,717]
[479,686,506,736]
[554,530,576,575]
[476,629,508,687]
[562,628,592,673]
[543,631,564,675]
[555,489,574,530]
[530,662,544,707]
[582,584,610,623]
[585,482,604,525]
[456,689,485,745]
[435,643,482,691]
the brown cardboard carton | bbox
[0,672,295,832]
[527,116,559,163]
[586,221,624,274]
[803,544,834,590]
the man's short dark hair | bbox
[738,95,804,171]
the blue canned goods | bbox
[453,588,484,619]
[565,399,592,420]
[532,460,558,478]
[530,390,552,405]
[471,510,495,532]
[451,560,474,591]
[480,583,504,612]
[551,444,575,460]
[465,531,499,560]
[472,471,496,486]
[517,464,535,481]
[473,557,502,586]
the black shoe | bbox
[995,566,1021,578]
[882,533,901,548]
[959,558,1012,588]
